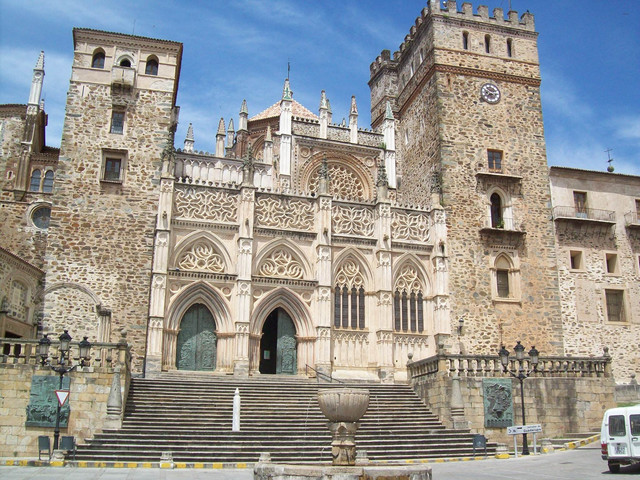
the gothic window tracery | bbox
[334,260,365,329]
[393,265,424,333]
[177,242,225,273]
[257,249,304,279]
[308,163,366,201]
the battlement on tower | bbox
[369,0,535,77]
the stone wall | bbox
[551,168,640,382]
[0,338,129,458]
[42,30,182,372]
[410,354,616,445]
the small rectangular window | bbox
[605,253,618,274]
[570,251,583,270]
[605,290,625,323]
[104,158,122,181]
[110,111,124,134]
[101,150,127,184]
[488,150,502,172]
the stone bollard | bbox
[160,451,174,469]
[541,438,554,454]
[495,443,510,459]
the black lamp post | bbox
[38,330,91,450]
[499,341,539,456]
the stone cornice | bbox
[73,28,182,54]
[252,276,317,289]
[0,247,44,278]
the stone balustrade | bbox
[408,352,611,381]
[175,154,273,189]
[0,337,130,370]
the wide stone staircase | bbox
[74,374,495,464]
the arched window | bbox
[91,50,105,69]
[119,58,131,67]
[29,169,41,191]
[462,32,469,50]
[145,56,159,75]
[485,35,491,54]
[42,170,54,193]
[393,265,424,333]
[334,260,365,329]
[507,38,513,58]
[495,255,512,298]
[490,193,503,228]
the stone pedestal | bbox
[317,388,369,466]
[327,421,359,466]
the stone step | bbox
[74,375,496,463]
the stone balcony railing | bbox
[0,337,130,370]
[408,351,612,381]
[553,206,615,223]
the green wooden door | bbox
[176,304,217,371]
[276,309,297,374]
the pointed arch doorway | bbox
[176,303,217,371]
[259,308,297,374]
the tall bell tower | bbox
[43,29,182,368]
[370,0,564,355]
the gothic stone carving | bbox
[255,195,314,231]
[174,186,238,222]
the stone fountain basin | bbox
[318,388,369,423]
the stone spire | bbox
[242,143,255,186]
[225,118,235,156]
[216,118,226,157]
[282,78,293,101]
[263,125,273,165]
[279,78,293,178]
[382,100,396,188]
[28,51,45,111]
[319,90,329,139]
[183,123,194,153]
[238,99,248,131]
[349,96,358,144]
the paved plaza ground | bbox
[1,446,638,479]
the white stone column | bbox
[146,175,174,375]
[375,199,394,379]
[431,207,450,334]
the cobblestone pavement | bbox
[1,447,639,479]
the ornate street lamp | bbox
[39,330,91,450]
[499,341,539,455]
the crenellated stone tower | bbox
[42,29,182,369]
[370,0,564,355]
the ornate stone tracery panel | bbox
[308,164,366,201]
[335,260,364,288]
[255,195,314,231]
[257,249,305,279]
[177,242,225,273]
[174,186,238,223]
[332,205,375,237]
[394,265,422,293]
[391,211,431,243]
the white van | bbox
[601,404,640,473]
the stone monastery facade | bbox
[1,0,638,382]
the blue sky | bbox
[1,0,638,175]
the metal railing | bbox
[553,206,615,222]
[305,364,344,384]
[624,211,640,226]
